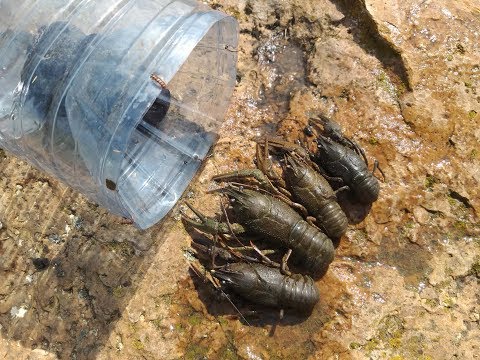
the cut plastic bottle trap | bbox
[0,0,239,228]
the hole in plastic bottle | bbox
[106,179,117,191]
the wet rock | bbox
[413,206,430,225]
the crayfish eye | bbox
[303,126,314,137]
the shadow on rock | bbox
[336,190,373,225]
[329,0,412,91]
[0,176,167,359]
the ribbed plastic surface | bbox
[0,0,238,229]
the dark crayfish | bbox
[256,139,349,241]
[308,116,384,204]
[213,262,319,312]
[308,115,368,165]
[182,187,335,277]
[188,240,320,313]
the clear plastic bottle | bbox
[0,0,238,228]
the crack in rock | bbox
[330,0,413,92]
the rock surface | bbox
[1,0,479,359]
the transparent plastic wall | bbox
[0,0,238,228]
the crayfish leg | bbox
[213,169,268,186]
[306,216,316,226]
[372,159,386,181]
[285,200,310,218]
[255,140,291,195]
[321,173,345,184]
[349,138,369,166]
[213,168,289,198]
[249,241,282,269]
[261,137,310,160]
[281,249,292,276]
[334,185,350,195]
[255,140,275,176]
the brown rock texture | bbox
[1,0,479,359]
